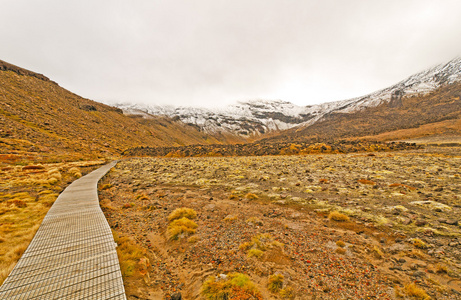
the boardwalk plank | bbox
[0,162,126,300]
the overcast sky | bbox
[1,0,461,108]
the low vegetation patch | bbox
[404,283,431,299]
[267,274,284,293]
[239,233,283,259]
[112,230,149,278]
[328,211,350,222]
[167,217,198,240]
[166,207,198,240]
[168,207,197,222]
[201,272,263,300]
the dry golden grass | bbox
[68,167,82,178]
[404,283,431,299]
[328,211,350,222]
[167,217,198,240]
[245,193,259,200]
[336,240,346,248]
[248,248,264,258]
[201,273,263,300]
[267,274,284,293]
[112,230,148,278]
[167,207,197,222]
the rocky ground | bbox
[99,147,461,299]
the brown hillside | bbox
[262,82,461,143]
[0,59,220,163]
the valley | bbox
[99,147,461,299]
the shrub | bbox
[167,217,198,240]
[201,273,263,300]
[168,207,197,222]
[328,211,349,222]
[267,274,284,293]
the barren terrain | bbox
[99,147,461,299]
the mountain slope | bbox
[263,81,461,143]
[117,57,461,140]
[0,59,219,163]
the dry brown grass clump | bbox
[167,217,198,240]
[112,230,149,278]
[404,283,431,299]
[245,193,259,200]
[68,167,82,178]
[201,273,263,300]
[328,211,350,222]
[166,207,198,240]
[267,274,284,293]
[336,240,346,247]
[168,207,197,222]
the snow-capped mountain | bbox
[116,57,461,137]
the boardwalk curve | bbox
[0,162,126,300]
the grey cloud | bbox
[1,0,461,107]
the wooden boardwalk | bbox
[0,162,126,300]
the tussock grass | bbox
[328,211,350,222]
[247,248,264,258]
[112,230,148,278]
[201,272,263,300]
[336,240,346,248]
[245,193,258,200]
[404,283,431,299]
[168,207,197,222]
[267,274,284,293]
[68,167,82,178]
[167,217,198,240]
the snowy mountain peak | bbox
[116,57,461,138]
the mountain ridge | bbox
[116,57,461,139]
